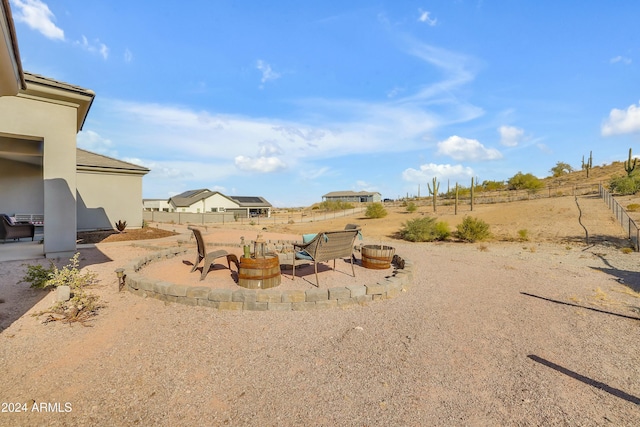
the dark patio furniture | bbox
[188,226,239,280]
[1,214,35,243]
[290,227,361,287]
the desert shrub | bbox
[365,202,387,219]
[518,229,529,242]
[434,221,451,240]
[400,217,450,242]
[45,252,97,290]
[609,175,640,195]
[115,220,127,232]
[481,180,506,191]
[456,216,491,242]
[20,262,55,289]
[550,161,574,177]
[27,253,102,324]
[507,172,544,192]
[317,200,354,211]
[406,202,417,213]
[627,203,640,212]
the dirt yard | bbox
[0,194,639,426]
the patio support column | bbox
[42,120,77,258]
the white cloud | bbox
[498,125,524,147]
[300,166,332,181]
[402,163,474,183]
[258,141,283,157]
[405,40,477,104]
[418,9,437,26]
[355,180,378,192]
[75,35,109,59]
[602,102,640,136]
[437,135,502,161]
[234,155,287,173]
[610,55,632,65]
[11,0,64,40]
[77,130,118,157]
[256,59,280,87]
[124,48,133,63]
[386,86,404,98]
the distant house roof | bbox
[229,196,272,208]
[323,191,381,198]
[76,148,150,175]
[168,189,272,208]
[169,189,216,207]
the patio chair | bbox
[1,214,35,243]
[291,228,361,287]
[188,226,239,280]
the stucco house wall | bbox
[0,90,81,257]
[204,193,240,212]
[143,199,171,212]
[0,156,43,214]
[77,170,146,231]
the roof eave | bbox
[0,0,25,96]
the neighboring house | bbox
[0,1,149,257]
[168,189,272,218]
[322,191,382,203]
[142,199,172,212]
[77,149,149,231]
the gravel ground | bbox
[1,206,640,425]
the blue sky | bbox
[9,0,640,206]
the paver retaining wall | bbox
[119,245,413,311]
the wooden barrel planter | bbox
[238,255,281,289]
[361,245,396,269]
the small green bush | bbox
[26,253,102,324]
[507,172,544,192]
[627,203,640,212]
[317,200,355,211]
[400,217,450,242]
[365,202,387,219]
[20,262,55,289]
[518,229,529,242]
[456,216,491,242]
[609,175,640,195]
[406,202,417,213]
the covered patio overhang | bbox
[0,1,95,258]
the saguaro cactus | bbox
[625,148,637,176]
[582,151,593,178]
[454,183,459,215]
[470,177,475,211]
[427,177,440,213]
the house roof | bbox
[169,189,216,207]
[76,148,150,175]
[323,191,381,197]
[0,0,26,95]
[229,196,272,208]
[169,189,272,208]
[21,72,95,132]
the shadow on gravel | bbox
[590,253,640,293]
[520,292,640,321]
[527,355,640,405]
[562,234,632,248]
